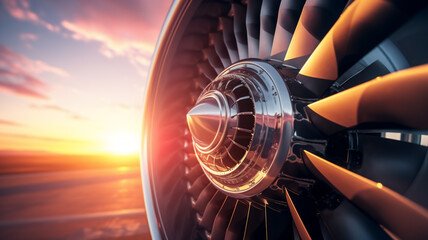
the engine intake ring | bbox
[187,60,294,198]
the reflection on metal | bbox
[187,60,294,198]
[307,64,428,135]
[187,91,228,151]
[285,188,311,240]
[297,0,419,95]
[142,0,428,238]
[303,150,428,240]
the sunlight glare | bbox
[106,132,140,155]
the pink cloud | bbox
[29,104,88,120]
[60,0,172,76]
[0,45,69,99]
[2,0,60,32]
[0,132,89,143]
[29,103,69,113]
[0,69,48,99]
[0,119,23,126]
[19,33,38,48]
[19,33,38,41]
[0,45,68,77]
[3,0,172,76]
[112,103,142,111]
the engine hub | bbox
[187,60,294,198]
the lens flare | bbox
[106,132,139,156]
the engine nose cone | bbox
[186,60,294,199]
[186,91,229,152]
[186,97,221,148]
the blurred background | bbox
[0,0,172,239]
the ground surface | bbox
[0,155,151,240]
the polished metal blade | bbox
[285,188,312,240]
[303,150,428,240]
[284,0,347,68]
[306,64,428,135]
[297,0,425,96]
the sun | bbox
[106,131,140,156]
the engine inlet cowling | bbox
[187,60,294,198]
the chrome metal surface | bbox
[142,0,428,239]
[187,91,229,151]
[187,60,294,198]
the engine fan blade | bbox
[200,191,227,231]
[210,32,232,68]
[196,1,231,18]
[211,197,239,240]
[225,201,249,240]
[297,0,426,96]
[306,64,428,135]
[195,184,217,215]
[220,17,240,63]
[265,204,294,239]
[320,200,391,240]
[187,17,219,34]
[406,149,428,210]
[285,188,311,240]
[284,0,347,68]
[270,0,304,60]
[243,203,266,240]
[355,135,427,196]
[203,47,224,74]
[188,174,210,199]
[303,150,428,240]
[194,76,212,89]
[184,153,198,167]
[198,61,218,80]
[232,4,248,60]
[259,0,281,59]
[173,51,203,66]
[185,164,204,183]
[246,0,263,58]
[333,60,390,92]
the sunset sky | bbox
[0,0,172,155]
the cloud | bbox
[19,33,37,41]
[70,114,88,121]
[0,45,69,99]
[59,0,172,76]
[30,103,68,113]
[0,119,23,126]
[19,32,38,48]
[2,0,60,32]
[0,132,89,143]
[112,103,142,111]
[0,77,48,99]
[2,0,172,76]
[30,104,88,120]
[0,44,69,77]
